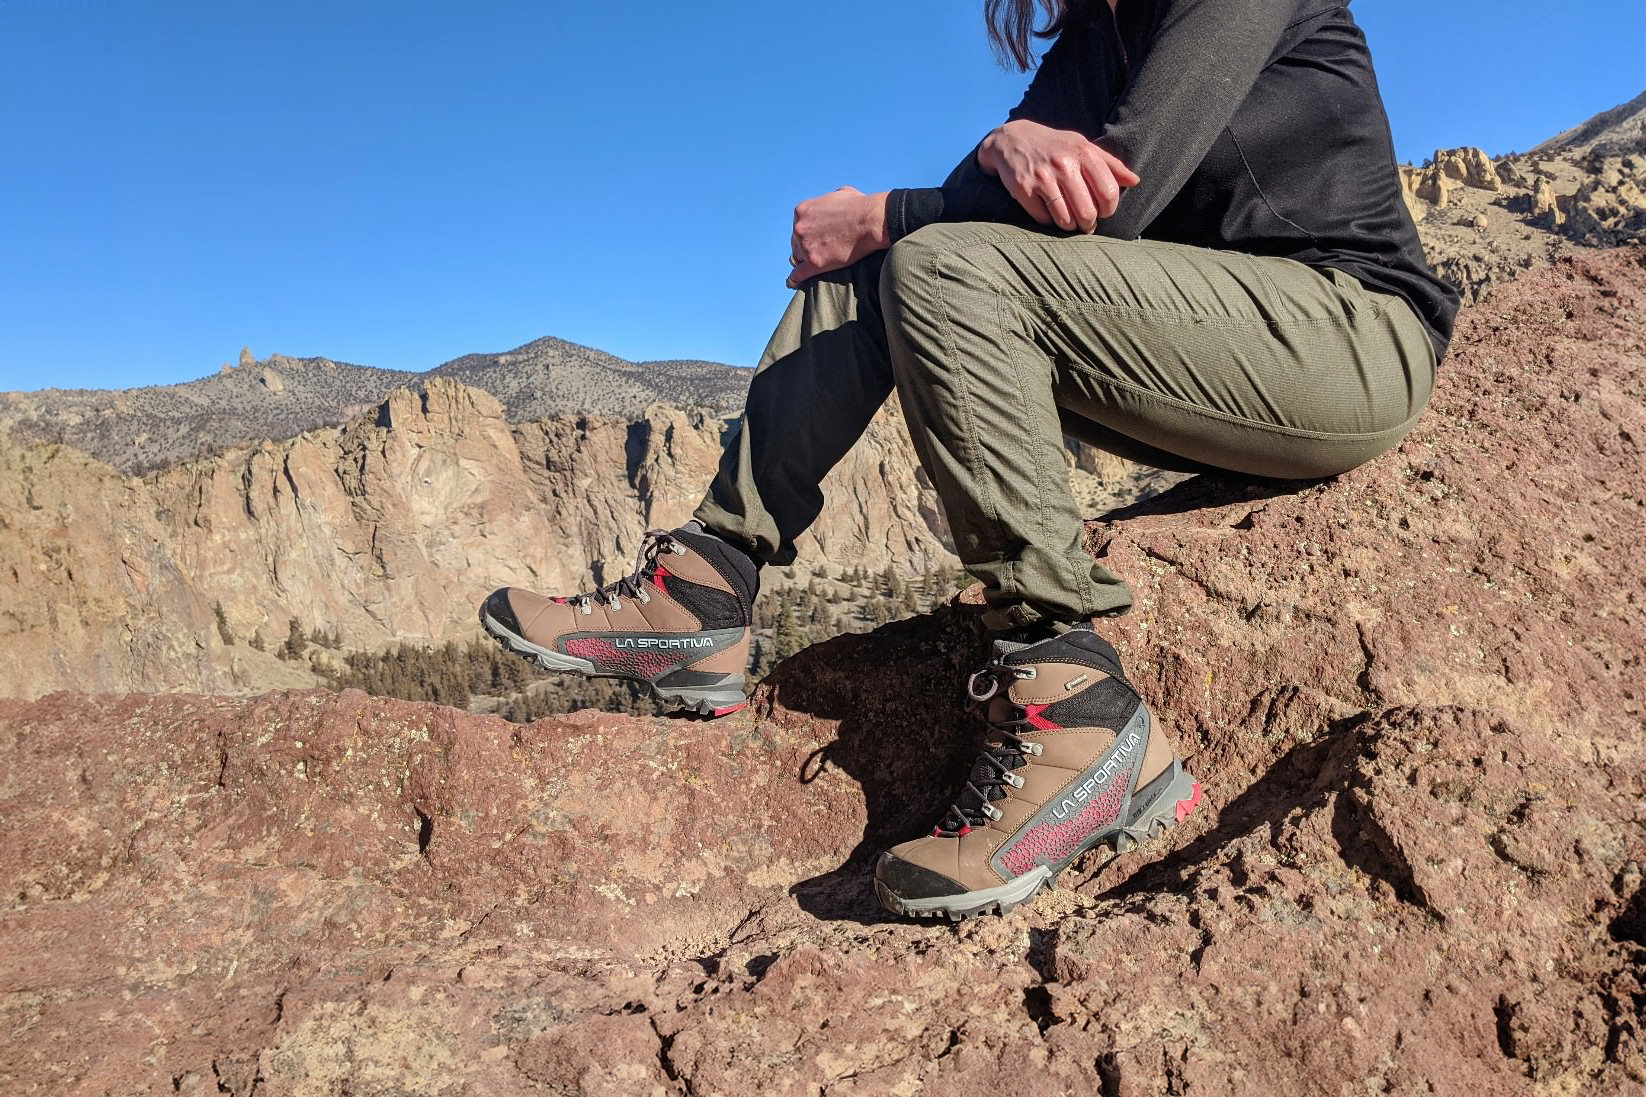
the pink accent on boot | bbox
[1175,782,1203,823]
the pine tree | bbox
[880,564,901,597]
[773,600,806,661]
[280,618,307,660]
[213,601,234,646]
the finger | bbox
[787,262,819,290]
[1078,149,1122,221]
[1057,162,1100,232]
[1040,184,1076,232]
[1001,174,1053,226]
[1095,144,1140,188]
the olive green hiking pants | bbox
[693,223,1437,630]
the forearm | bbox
[884,150,1038,243]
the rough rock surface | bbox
[3,247,1643,1095]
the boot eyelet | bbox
[1016,667,1038,680]
[982,804,1003,821]
[1005,773,1025,789]
[1026,743,1045,756]
[609,597,622,611]
[672,544,687,555]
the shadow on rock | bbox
[1096,707,1370,908]
[756,606,992,924]
[1097,470,1322,524]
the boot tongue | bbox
[992,619,1092,663]
[985,695,1016,724]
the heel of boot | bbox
[652,673,748,718]
[1115,760,1202,852]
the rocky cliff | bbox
[1402,92,1646,300]
[3,245,1641,1095]
[0,367,1158,700]
[1,385,1064,699]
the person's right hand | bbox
[977,118,1140,233]
[787,186,889,289]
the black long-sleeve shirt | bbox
[885,0,1460,359]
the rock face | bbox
[1400,93,1646,300]
[2,246,1642,1095]
[1566,154,1646,246]
[7,379,1075,699]
[1406,146,1500,209]
[0,368,1161,701]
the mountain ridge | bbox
[0,335,751,475]
[1532,87,1646,156]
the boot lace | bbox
[933,660,1045,837]
[569,529,687,615]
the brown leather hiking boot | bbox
[479,524,756,717]
[875,623,1201,920]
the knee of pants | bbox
[879,224,993,379]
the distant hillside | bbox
[1532,88,1646,157]
[0,336,750,475]
[1400,89,1646,301]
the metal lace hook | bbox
[967,670,999,702]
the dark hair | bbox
[986,0,1082,71]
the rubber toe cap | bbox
[482,587,524,635]
[874,851,966,901]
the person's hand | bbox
[787,186,890,288]
[978,119,1140,233]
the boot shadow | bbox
[764,606,990,925]
[1092,713,1367,911]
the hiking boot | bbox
[479,523,757,717]
[874,623,1201,920]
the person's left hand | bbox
[787,186,891,288]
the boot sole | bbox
[875,760,1203,922]
[479,610,748,718]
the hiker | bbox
[480,0,1459,920]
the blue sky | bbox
[0,0,1642,392]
